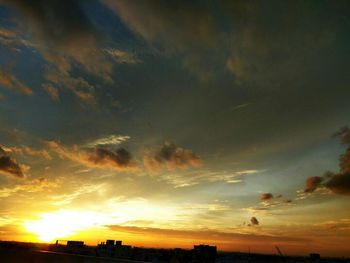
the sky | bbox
[0,0,349,257]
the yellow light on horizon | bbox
[23,199,180,243]
[24,210,107,242]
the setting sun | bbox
[24,210,105,242]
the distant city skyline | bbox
[0,0,349,257]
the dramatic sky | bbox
[0,0,349,257]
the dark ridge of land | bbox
[0,240,349,263]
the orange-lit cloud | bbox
[43,63,96,104]
[304,127,350,196]
[0,177,57,198]
[47,141,136,172]
[103,48,141,65]
[0,70,33,95]
[42,84,59,102]
[3,145,51,160]
[144,142,202,173]
[86,135,130,148]
[0,0,96,49]
[0,146,29,178]
[106,223,309,249]
[250,217,259,226]
[260,193,273,201]
[0,1,114,104]
[304,176,324,193]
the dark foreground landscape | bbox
[0,240,349,263]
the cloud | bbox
[0,70,33,95]
[88,148,132,169]
[0,27,31,52]
[86,135,130,148]
[1,2,114,103]
[48,140,201,175]
[50,183,104,206]
[0,0,96,49]
[0,177,57,198]
[314,219,350,231]
[103,0,218,51]
[21,146,52,160]
[38,45,115,104]
[339,147,350,174]
[143,142,202,173]
[244,195,294,215]
[0,145,22,155]
[42,83,59,102]
[324,171,350,196]
[332,126,350,145]
[43,58,96,104]
[47,141,136,172]
[260,193,274,201]
[103,49,141,64]
[103,0,341,84]
[0,146,28,178]
[0,156,25,178]
[1,145,51,160]
[159,169,257,188]
[304,176,324,193]
[250,217,259,226]
[106,224,307,244]
[103,0,222,82]
[304,127,350,196]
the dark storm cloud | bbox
[0,146,26,178]
[250,217,259,226]
[304,127,350,196]
[143,142,202,173]
[260,193,273,201]
[0,0,96,47]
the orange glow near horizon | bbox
[17,207,350,257]
[23,209,130,242]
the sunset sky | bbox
[0,0,349,257]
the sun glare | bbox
[24,210,105,242]
[23,200,180,242]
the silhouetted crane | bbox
[275,246,284,257]
[275,246,286,262]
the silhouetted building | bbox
[97,240,132,258]
[310,253,321,262]
[51,240,89,255]
[66,241,84,247]
[106,240,115,246]
[193,244,217,263]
